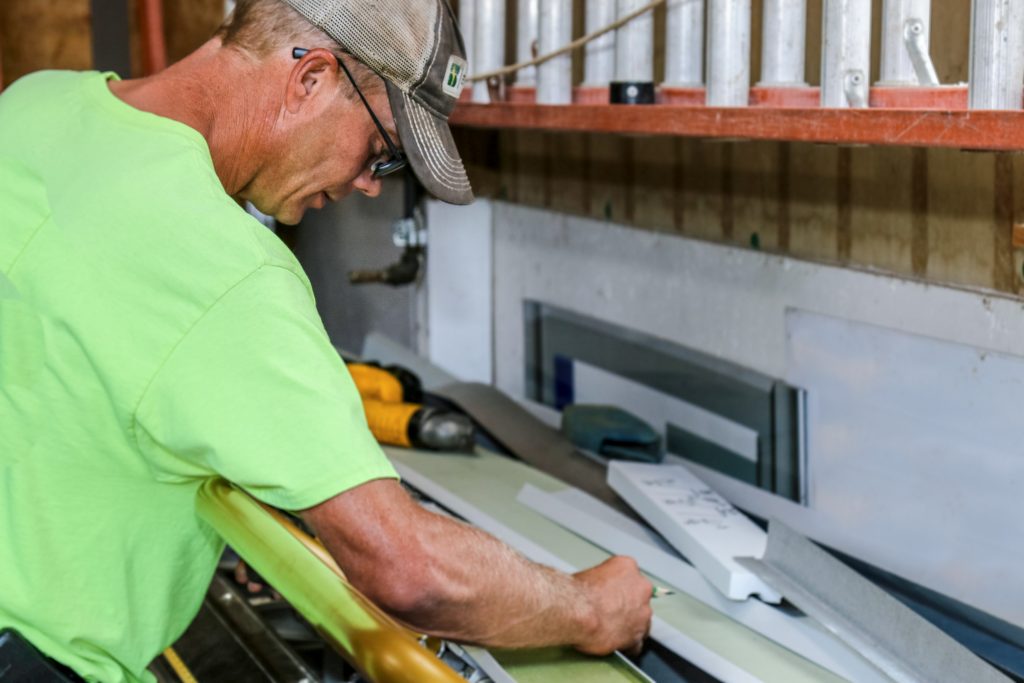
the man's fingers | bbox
[623,638,645,657]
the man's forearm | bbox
[305,479,651,655]
[381,512,598,649]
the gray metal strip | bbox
[452,644,518,683]
[735,521,1012,683]
[431,381,632,514]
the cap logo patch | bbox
[442,56,467,98]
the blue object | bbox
[561,404,663,463]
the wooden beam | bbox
[450,102,1024,151]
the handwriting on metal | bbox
[642,478,740,529]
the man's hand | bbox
[573,557,653,656]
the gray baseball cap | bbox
[282,0,474,205]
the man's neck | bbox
[108,39,275,196]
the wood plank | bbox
[676,139,724,241]
[0,0,92,84]
[511,129,548,208]
[848,146,915,276]
[787,143,839,261]
[548,132,588,217]
[1012,155,1024,296]
[731,141,781,250]
[630,135,677,232]
[993,154,1016,293]
[163,0,225,65]
[586,134,629,223]
[930,2,971,85]
[451,103,1024,151]
[926,149,997,289]
[497,129,519,203]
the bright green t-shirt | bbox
[0,71,398,682]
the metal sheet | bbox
[736,521,1012,683]
[360,332,459,389]
[608,461,781,602]
[431,382,631,514]
[517,484,889,683]
[387,447,846,682]
[393,457,763,683]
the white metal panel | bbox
[425,200,493,383]
[785,310,1024,628]
[608,461,782,602]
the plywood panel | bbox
[164,0,225,65]
[630,135,677,232]
[454,127,502,201]
[549,132,588,217]
[586,134,629,223]
[788,143,838,261]
[804,0,823,86]
[513,129,548,208]
[926,149,996,289]
[0,0,92,85]
[676,139,724,241]
[993,154,1016,293]
[848,146,915,276]
[1011,155,1024,295]
[498,129,519,203]
[732,141,781,250]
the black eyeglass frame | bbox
[292,47,407,178]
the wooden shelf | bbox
[450,97,1024,151]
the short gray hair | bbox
[217,0,382,94]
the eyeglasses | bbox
[292,47,407,178]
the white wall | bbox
[485,202,1024,629]
[424,200,494,383]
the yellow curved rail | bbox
[195,478,464,683]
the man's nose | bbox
[353,169,383,198]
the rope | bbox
[467,0,667,82]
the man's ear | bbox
[285,48,338,114]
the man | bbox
[0,0,653,681]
